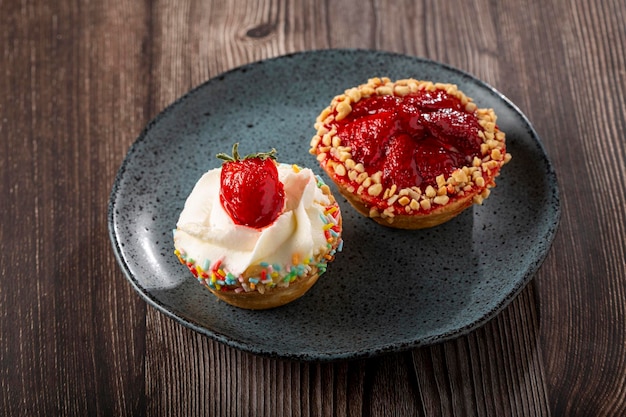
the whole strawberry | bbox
[217,143,285,229]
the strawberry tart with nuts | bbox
[310,77,511,229]
[173,144,343,310]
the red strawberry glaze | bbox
[335,90,482,192]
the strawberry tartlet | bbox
[173,144,343,310]
[310,77,511,229]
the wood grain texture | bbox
[531,1,626,415]
[142,285,547,416]
[2,0,626,415]
[0,0,150,415]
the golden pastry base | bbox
[337,184,479,230]
[208,269,322,310]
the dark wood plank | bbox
[529,0,626,415]
[0,0,151,415]
[481,0,626,415]
[141,284,547,416]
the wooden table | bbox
[2,0,625,415]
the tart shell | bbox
[207,268,323,310]
[336,181,480,229]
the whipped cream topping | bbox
[174,164,340,283]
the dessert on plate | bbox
[173,144,343,310]
[310,77,511,229]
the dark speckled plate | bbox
[108,49,560,361]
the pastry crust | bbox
[337,183,477,229]
[310,77,511,229]
[207,269,322,310]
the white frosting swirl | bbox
[174,164,334,276]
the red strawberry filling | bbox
[334,90,483,191]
